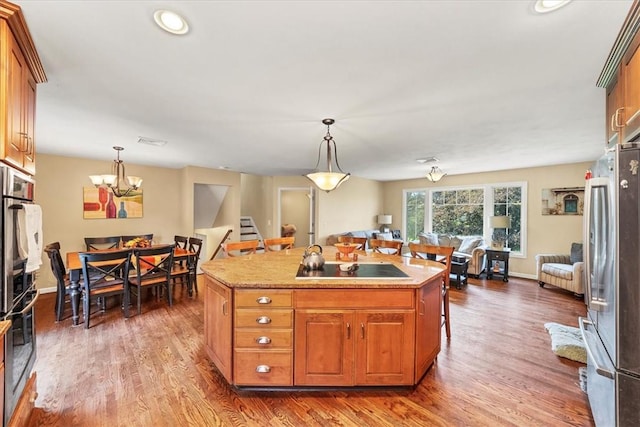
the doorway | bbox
[278,187,316,247]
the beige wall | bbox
[382,162,590,278]
[36,154,241,290]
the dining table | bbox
[65,245,196,326]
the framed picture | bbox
[541,187,584,215]
[83,187,143,219]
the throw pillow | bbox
[458,236,483,254]
[438,234,452,247]
[418,232,439,246]
[570,243,583,264]
[377,232,393,241]
[449,236,463,250]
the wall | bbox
[36,154,241,289]
[382,162,591,278]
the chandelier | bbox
[89,146,143,198]
[426,166,446,183]
[305,118,350,192]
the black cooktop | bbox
[295,262,410,279]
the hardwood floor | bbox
[28,274,593,426]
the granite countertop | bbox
[201,246,444,289]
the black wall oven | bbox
[1,166,39,425]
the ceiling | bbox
[15,0,633,182]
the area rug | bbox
[544,322,587,364]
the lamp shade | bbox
[490,215,511,228]
[377,214,392,225]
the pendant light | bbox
[305,118,350,192]
[89,146,143,198]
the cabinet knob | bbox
[255,365,271,373]
[256,336,272,345]
[256,316,272,324]
[256,296,272,304]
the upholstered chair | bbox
[536,243,584,297]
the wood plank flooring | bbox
[28,275,593,426]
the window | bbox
[431,188,484,235]
[403,182,527,256]
[404,190,426,241]
[492,185,524,253]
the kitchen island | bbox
[200,246,444,388]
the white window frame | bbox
[402,181,527,258]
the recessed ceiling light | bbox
[533,0,572,14]
[153,10,189,35]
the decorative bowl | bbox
[334,243,357,259]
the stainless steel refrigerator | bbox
[581,142,640,426]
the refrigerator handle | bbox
[579,317,615,379]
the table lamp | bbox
[490,215,511,249]
[378,214,392,233]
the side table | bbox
[485,249,510,282]
[450,256,469,289]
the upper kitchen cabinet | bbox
[0,1,47,176]
[621,32,640,143]
[606,74,624,145]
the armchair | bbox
[536,250,584,297]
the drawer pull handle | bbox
[256,336,272,345]
[256,316,272,324]
[256,296,272,304]
[255,365,271,373]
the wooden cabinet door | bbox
[415,280,442,382]
[354,310,415,385]
[294,310,354,386]
[606,75,624,145]
[21,73,36,174]
[204,276,233,382]
[4,30,26,170]
[623,32,640,143]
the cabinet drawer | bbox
[487,252,507,261]
[235,309,293,328]
[235,329,293,349]
[235,290,292,308]
[234,350,293,386]
[295,289,414,309]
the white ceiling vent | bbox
[137,136,168,147]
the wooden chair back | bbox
[174,235,188,249]
[264,236,295,252]
[130,245,175,314]
[44,242,71,322]
[369,239,403,255]
[84,236,121,251]
[79,249,132,328]
[409,242,454,338]
[223,240,259,257]
[408,243,454,278]
[337,235,368,249]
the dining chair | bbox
[44,242,72,322]
[264,236,295,252]
[187,237,203,293]
[369,238,403,255]
[84,236,121,251]
[79,249,132,329]
[129,244,175,315]
[223,240,259,257]
[408,242,454,339]
[173,235,188,249]
[171,237,203,296]
[337,235,368,250]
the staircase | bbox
[240,216,265,252]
